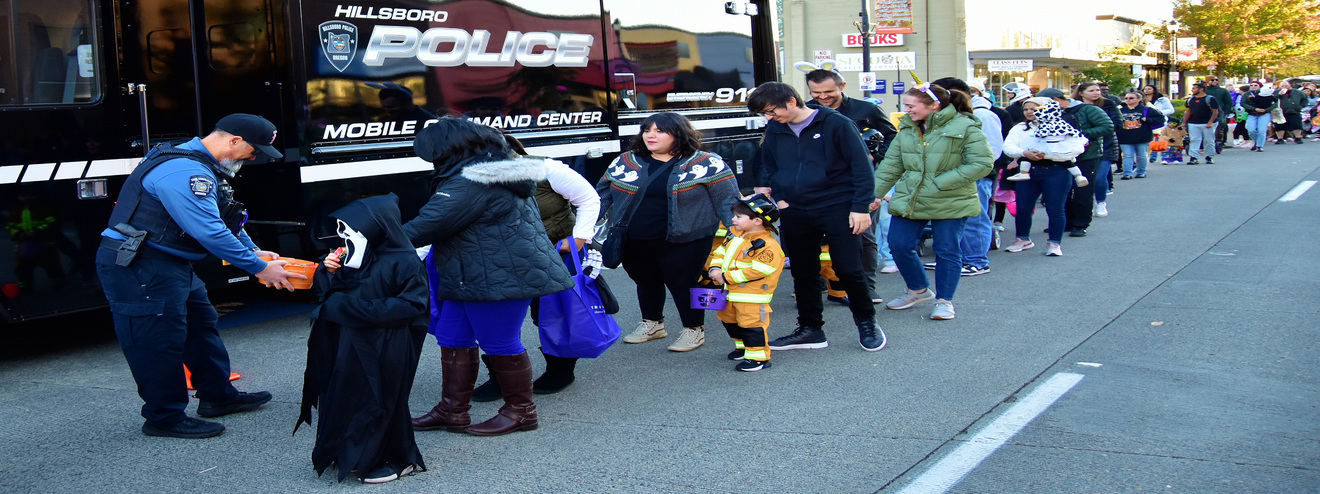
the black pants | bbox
[95,247,238,426]
[1066,158,1100,231]
[780,204,875,328]
[620,237,711,328]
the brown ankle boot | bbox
[466,352,538,436]
[412,347,479,432]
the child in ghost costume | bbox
[295,194,429,484]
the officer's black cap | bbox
[215,113,283,160]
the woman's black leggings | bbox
[620,237,713,328]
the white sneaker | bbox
[1074,175,1090,187]
[881,264,899,274]
[623,319,667,344]
[1006,172,1030,181]
[1094,202,1108,217]
[667,326,706,352]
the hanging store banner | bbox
[873,0,914,34]
[1176,37,1199,61]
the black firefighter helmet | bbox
[742,192,779,223]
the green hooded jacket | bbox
[873,105,994,220]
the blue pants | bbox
[888,216,967,301]
[1094,160,1112,202]
[1246,114,1271,147]
[1120,143,1150,177]
[958,177,995,269]
[1013,164,1072,244]
[95,247,238,426]
[878,199,894,267]
[432,298,532,356]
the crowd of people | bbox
[92,71,1320,485]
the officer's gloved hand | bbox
[581,247,604,279]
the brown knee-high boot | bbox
[411,347,479,432]
[466,351,538,436]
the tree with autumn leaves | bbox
[1174,0,1320,77]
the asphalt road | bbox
[2,142,1317,493]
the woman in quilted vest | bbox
[404,118,574,437]
[873,84,994,321]
[596,112,740,352]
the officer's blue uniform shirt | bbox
[101,138,267,274]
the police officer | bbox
[95,113,304,439]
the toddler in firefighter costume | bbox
[706,194,785,371]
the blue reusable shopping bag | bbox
[537,242,622,358]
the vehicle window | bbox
[602,0,756,112]
[0,0,100,105]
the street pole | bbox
[860,2,871,98]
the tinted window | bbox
[0,0,100,105]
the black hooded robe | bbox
[295,194,428,481]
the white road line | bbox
[897,372,1086,494]
[1279,181,1317,202]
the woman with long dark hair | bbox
[874,84,994,320]
[597,112,740,352]
[1074,82,1120,218]
[405,118,574,437]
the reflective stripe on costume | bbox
[819,252,832,261]
[743,348,768,361]
[727,292,773,303]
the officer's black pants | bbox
[96,247,238,426]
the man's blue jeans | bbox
[957,177,995,269]
[889,216,967,301]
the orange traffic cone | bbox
[183,365,242,391]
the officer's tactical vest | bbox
[106,145,246,256]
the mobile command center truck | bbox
[0,0,776,323]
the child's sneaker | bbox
[1073,175,1089,187]
[736,359,771,372]
[727,349,745,361]
[1006,172,1030,181]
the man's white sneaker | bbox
[1094,202,1109,217]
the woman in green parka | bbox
[873,84,994,321]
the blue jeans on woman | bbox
[888,216,967,301]
[1246,114,1271,147]
[1120,143,1150,177]
[1013,163,1071,244]
[433,299,533,356]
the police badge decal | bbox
[319,21,358,72]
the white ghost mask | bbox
[336,219,368,269]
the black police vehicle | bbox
[0,0,776,323]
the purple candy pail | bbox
[690,287,728,310]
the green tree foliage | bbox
[1174,0,1320,76]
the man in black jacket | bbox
[804,69,898,303]
[748,82,886,352]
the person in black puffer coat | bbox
[405,118,574,438]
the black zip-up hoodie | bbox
[757,106,874,213]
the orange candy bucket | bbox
[260,258,318,290]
